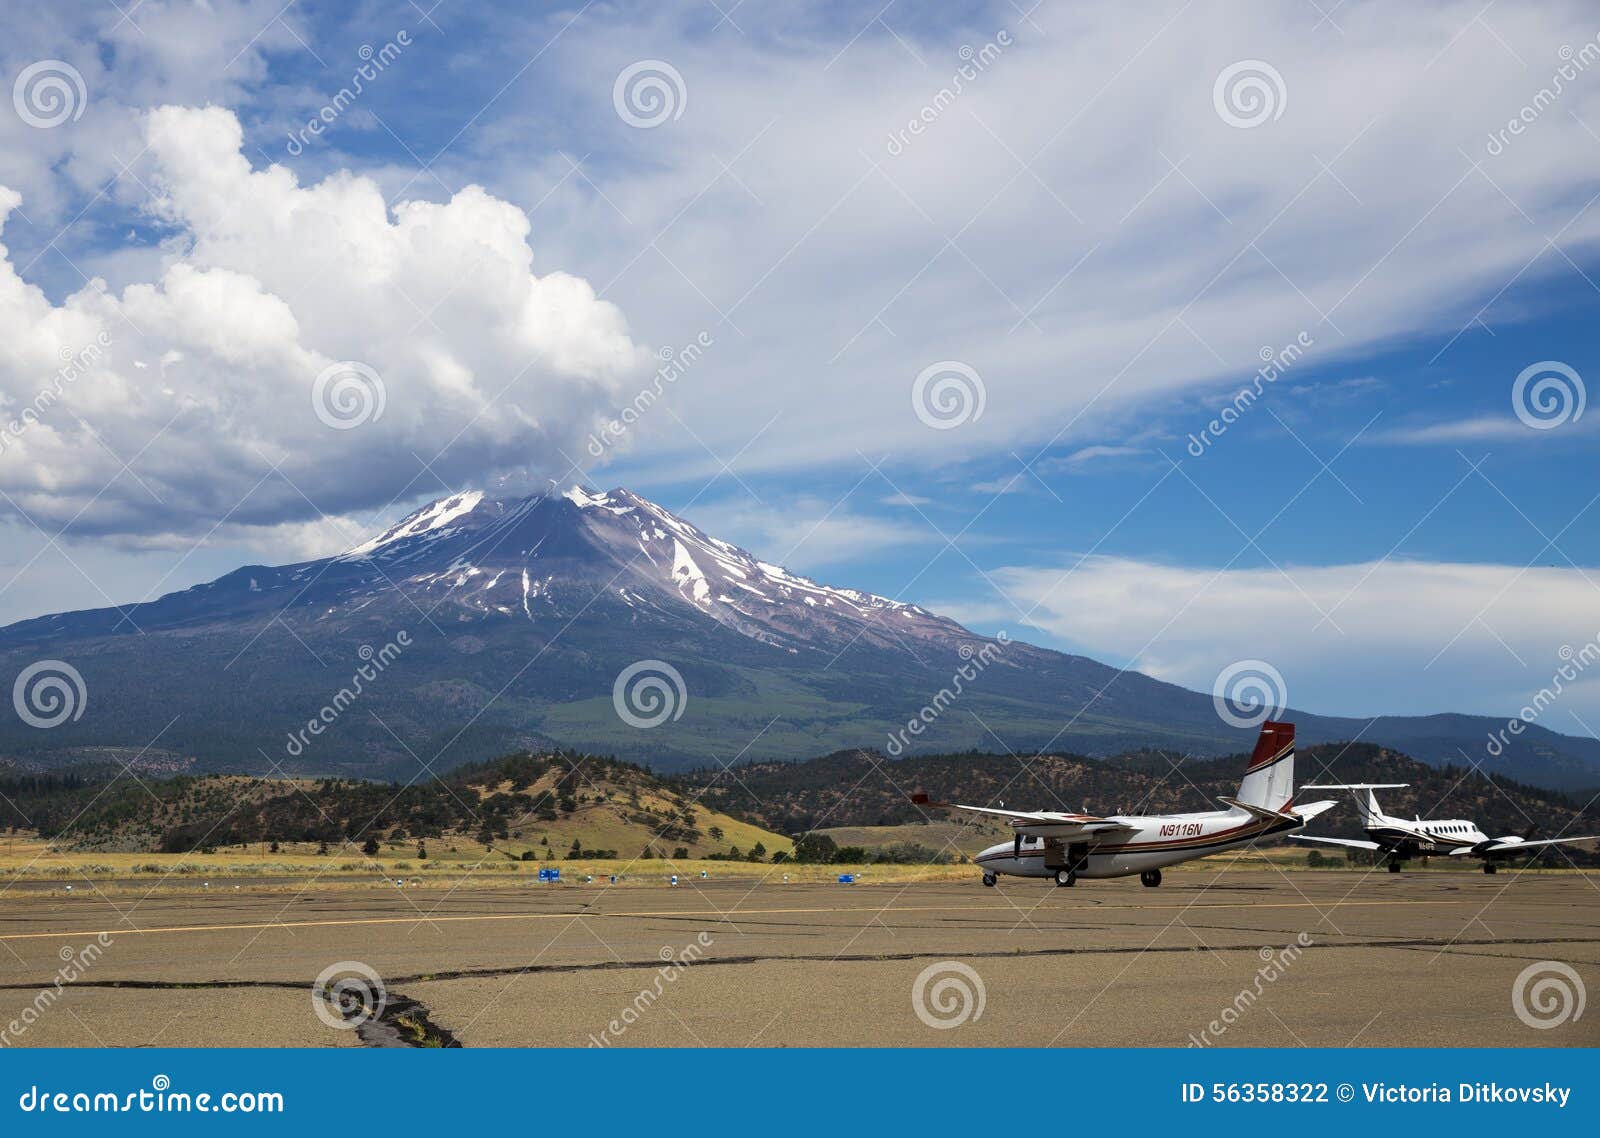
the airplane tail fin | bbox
[1236,721,1295,813]
[1299,783,1407,826]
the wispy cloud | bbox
[978,554,1600,724]
[1374,415,1596,445]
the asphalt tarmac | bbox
[1,871,1595,1047]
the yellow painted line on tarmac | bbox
[0,898,1467,943]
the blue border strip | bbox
[2,1048,1595,1134]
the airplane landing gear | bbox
[1054,868,1076,888]
[1387,859,1402,873]
[982,873,997,887]
[1139,869,1162,888]
[1483,862,1498,874]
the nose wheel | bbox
[1483,862,1497,874]
[981,873,997,887]
[1387,859,1402,873]
[1054,868,1076,887]
[1139,869,1162,888]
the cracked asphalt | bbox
[1,872,1595,1047]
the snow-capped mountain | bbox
[3,486,1600,789]
[324,485,965,655]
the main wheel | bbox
[981,873,997,887]
[1387,859,1402,873]
[1140,869,1162,888]
[1054,868,1075,888]
[1483,862,1497,875]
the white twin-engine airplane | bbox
[914,721,1335,888]
[1292,784,1600,874]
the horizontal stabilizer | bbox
[911,793,1136,832]
[1292,799,1339,821]
[1301,783,1409,791]
[1460,834,1600,856]
[1218,795,1298,824]
[1291,834,1382,851]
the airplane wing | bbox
[1450,834,1600,857]
[1290,834,1382,851]
[909,794,1137,833]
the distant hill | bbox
[676,742,1600,865]
[0,751,790,862]
[3,485,1599,790]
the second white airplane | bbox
[1292,783,1600,873]
[915,720,1334,888]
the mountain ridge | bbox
[2,485,1598,791]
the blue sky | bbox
[1,0,1598,728]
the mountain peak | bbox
[322,483,948,653]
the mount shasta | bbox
[2,486,1597,790]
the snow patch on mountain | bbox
[343,491,485,559]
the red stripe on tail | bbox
[1248,720,1294,770]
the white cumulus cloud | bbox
[0,105,649,542]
